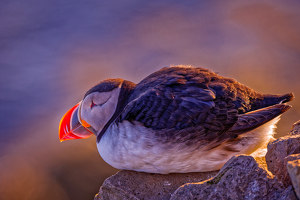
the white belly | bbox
[97,118,279,174]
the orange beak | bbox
[59,102,93,142]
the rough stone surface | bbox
[170,155,286,200]
[282,154,300,186]
[95,170,218,200]
[290,120,300,135]
[280,186,298,200]
[287,158,300,199]
[265,134,300,186]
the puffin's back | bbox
[131,66,293,114]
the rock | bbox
[289,120,300,135]
[280,186,298,200]
[287,158,300,199]
[170,155,286,200]
[95,170,218,200]
[265,134,300,186]
[282,154,300,186]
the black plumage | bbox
[93,66,293,143]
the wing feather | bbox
[120,83,218,131]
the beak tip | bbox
[58,103,79,142]
[59,102,93,142]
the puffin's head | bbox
[59,79,123,142]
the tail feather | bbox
[227,104,291,135]
[279,93,295,103]
[252,93,294,109]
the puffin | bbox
[59,66,294,173]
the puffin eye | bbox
[90,100,96,109]
[93,92,111,107]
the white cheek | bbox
[93,92,111,105]
[95,92,119,120]
[81,88,120,131]
[87,106,107,130]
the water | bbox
[1,1,300,199]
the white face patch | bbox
[79,87,121,133]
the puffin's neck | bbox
[97,80,136,142]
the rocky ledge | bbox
[95,121,300,200]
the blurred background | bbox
[0,0,300,199]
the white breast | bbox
[97,117,279,174]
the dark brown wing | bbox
[117,66,292,144]
[121,84,218,130]
[120,67,239,135]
